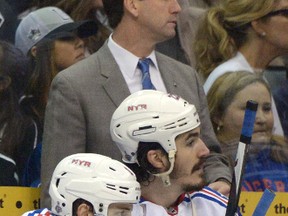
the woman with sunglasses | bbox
[15,7,98,186]
[194,0,288,137]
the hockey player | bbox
[22,153,140,216]
[110,90,239,215]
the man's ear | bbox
[0,76,11,91]
[123,0,139,17]
[76,203,93,216]
[147,149,169,171]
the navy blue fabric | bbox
[242,148,288,191]
[138,58,155,90]
[273,80,288,138]
[22,143,41,187]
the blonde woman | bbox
[194,0,288,135]
[207,71,288,192]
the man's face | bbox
[136,0,181,43]
[108,203,133,216]
[169,127,210,192]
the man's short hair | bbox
[103,0,124,29]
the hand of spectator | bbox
[208,179,231,197]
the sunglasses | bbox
[263,8,288,18]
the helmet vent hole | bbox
[106,184,116,191]
[153,116,159,119]
[61,172,67,176]
[120,190,128,194]
[56,179,60,187]
[178,117,185,122]
[116,124,121,128]
[139,125,152,130]
[120,186,129,190]
[164,123,176,129]
[179,122,187,127]
[109,166,116,171]
[119,186,129,194]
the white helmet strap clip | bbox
[153,149,176,187]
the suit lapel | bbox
[156,52,181,95]
[98,44,131,107]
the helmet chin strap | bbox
[153,150,176,187]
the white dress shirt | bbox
[107,34,167,93]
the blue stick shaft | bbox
[252,189,275,216]
[225,100,258,216]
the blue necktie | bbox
[138,58,155,90]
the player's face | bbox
[220,82,273,144]
[108,203,133,216]
[170,127,210,192]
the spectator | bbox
[22,153,140,216]
[207,71,288,192]
[0,40,36,185]
[15,6,98,186]
[111,90,238,215]
[0,0,19,43]
[40,0,232,208]
[194,0,287,136]
[38,0,111,54]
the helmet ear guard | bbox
[49,153,140,216]
[110,90,201,186]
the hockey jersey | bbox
[132,186,241,216]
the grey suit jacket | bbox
[41,43,231,207]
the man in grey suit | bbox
[41,0,232,207]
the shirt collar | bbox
[107,34,159,78]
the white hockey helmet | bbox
[110,90,201,164]
[49,153,141,216]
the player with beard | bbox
[111,90,234,216]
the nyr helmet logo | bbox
[71,159,91,167]
[128,104,147,111]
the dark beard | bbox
[182,173,207,192]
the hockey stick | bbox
[252,188,275,216]
[225,100,258,216]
